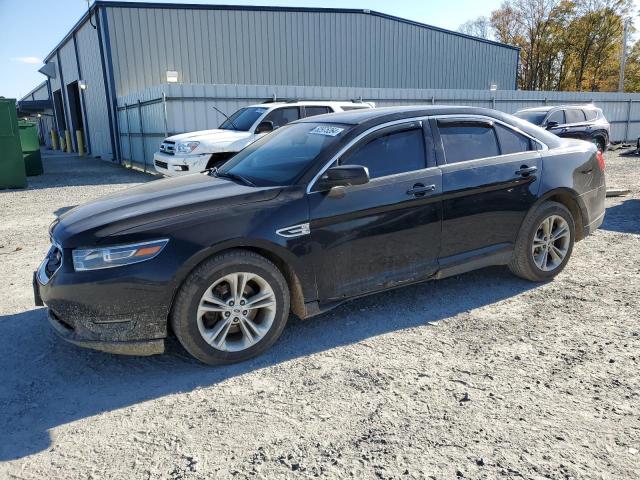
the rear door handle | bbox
[406,183,436,197]
[515,166,538,177]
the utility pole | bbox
[619,18,631,92]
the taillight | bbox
[596,150,605,171]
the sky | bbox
[0,0,638,99]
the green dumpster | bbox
[18,120,44,176]
[0,98,27,189]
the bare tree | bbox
[458,16,493,39]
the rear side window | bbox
[262,107,301,129]
[304,106,332,117]
[494,123,533,154]
[342,128,426,178]
[438,123,499,163]
[565,109,586,124]
[341,106,369,111]
[546,110,565,125]
[584,109,597,121]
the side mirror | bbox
[545,121,559,130]
[255,121,274,134]
[317,165,369,192]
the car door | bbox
[544,109,566,136]
[558,108,588,141]
[433,117,542,267]
[307,120,442,301]
[261,107,302,130]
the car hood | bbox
[52,174,281,246]
[168,129,252,145]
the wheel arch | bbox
[532,188,587,241]
[168,239,311,325]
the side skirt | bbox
[301,243,514,319]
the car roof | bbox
[517,104,599,113]
[245,100,372,109]
[296,105,564,148]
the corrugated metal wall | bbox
[117,83,640,170]
[105,5,518,97]
[76,13,113,160]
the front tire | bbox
[509,201,575,282]
[170,250,290,365]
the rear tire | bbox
[170,250,290,365]
[509,201,575,282]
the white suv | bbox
[153,100,374,176]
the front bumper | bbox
[34,242,178,357]
[153,151,211,177]
[46,308,165,356]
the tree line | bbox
[459,0,638,92]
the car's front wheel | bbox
[170,250,290,365]
[509,201,576,282]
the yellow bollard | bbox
[65,130,72,153]
[58,133,65,151]
[76,130,85,156]
[50,129,58,150]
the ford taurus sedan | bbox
[34,106,606,365]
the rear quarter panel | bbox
[540,140,606,232]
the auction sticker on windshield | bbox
[309,126,344,137]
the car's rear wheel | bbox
[170,250,290,365]
[509,201,575,282]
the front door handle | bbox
[515,166,538,177]
[406,183,436,197]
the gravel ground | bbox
[0,149,638,479]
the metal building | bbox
[21,1,519,161]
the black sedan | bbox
[35,106,606,365]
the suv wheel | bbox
[170,250,290,365]
[509,201,575,282]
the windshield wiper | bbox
[213,169,256,187]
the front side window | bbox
[514,111,546,126]
[438,123,499,163]
[217,122,351,186]
[262,107,301,129]
[305,106,332,117]
[341,128,426,179]
[219,107,268,131]
[494,123,533,154]
[546,110,565,125]
[565,109,586,124]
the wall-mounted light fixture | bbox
[166,70,179,83]
[79,80,88,90]
[37,113,42,118]
[489,84,498,91]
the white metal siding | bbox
[105,6,518,97]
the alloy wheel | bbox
[531,215,571,272]
[196,272,277,352]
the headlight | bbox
[72,239,168,271]
[175,141,200,154]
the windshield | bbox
[219,107,268,131]
[514,111,547,126]
[217,123,351,186]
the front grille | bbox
[155,160,168,169]
[159,141,175,155]
[44,245,63,277]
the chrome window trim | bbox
[432,114,549,153]
[306,116,429,194]
[306,114,549,193]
